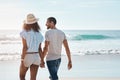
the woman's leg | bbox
[30,64,39,80]
[19,62,29,80]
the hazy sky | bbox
[0,0,120,30]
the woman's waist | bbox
[27,48,39,53]
[27,52,39,54]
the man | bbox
[41,17,72,80]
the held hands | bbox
[40,60,45,68]
[68,61,72,70]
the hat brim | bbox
[24,18,39,24]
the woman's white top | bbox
[20,30,43,52]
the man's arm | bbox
[63,39,72,70]
[40,40,49,68]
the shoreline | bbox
[0,55,120,80]
[0,53,120,61]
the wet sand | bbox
[0,55,120,80]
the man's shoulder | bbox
[45,29,65,35]
[45,29,51,34]
[57,29,65,36]
[56,29,64,33]
[45,30,53,36]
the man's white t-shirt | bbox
[45,29,66,61]
[20,30,43,52]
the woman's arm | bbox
[21,38,27,60]
[39,43,43,60]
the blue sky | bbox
[0,0,120,30]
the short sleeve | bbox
[45,32,49,41]
[63,32,67,40]
[20,30,27,39]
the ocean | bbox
[0,30,120,60]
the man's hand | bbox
[68,61,72,70]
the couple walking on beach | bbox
[19,14,72,80]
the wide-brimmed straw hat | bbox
[24,14,39,24]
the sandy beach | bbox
[46,78,120,80]
[32,78,120,80]
[0,55,120,80]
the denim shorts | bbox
[46,58,61,80]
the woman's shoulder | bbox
[35,31,43,38]
[36,31,42,35]
[36,31,44,42]
[20,30,26,34]
[20,30,28,39]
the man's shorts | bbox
[23,53,40,67]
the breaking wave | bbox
[68,34,112,40]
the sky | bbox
[0,0,120,30]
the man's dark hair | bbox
[47,17,57,25]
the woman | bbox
[19,14,43,80]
